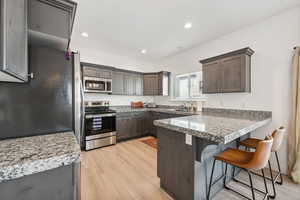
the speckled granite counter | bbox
[154,108,272,144]
[0,131,80,182]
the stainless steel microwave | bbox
[83,76,112,93]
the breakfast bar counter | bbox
[154,108,272,200]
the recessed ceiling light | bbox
[81,32,89,37]
[184,22,192,29]
[141,49,147,54]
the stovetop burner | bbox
[84,101,116,114]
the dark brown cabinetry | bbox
[116,112,149,141]
[112,71,143,96]
[143,74,159,96]
[144,72,170,96]
[200,47,254,94]
[116,111,184,141]
[134,74,143,96]
[82,65,112,79]
[28,0,77,51]
[202,61,220,94]
[112,71,125,95]
[148,112,183,137]
[0,0,28,82]
[81,62,170,96]
[0,164,75,200]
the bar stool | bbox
[207,136,273,200]
[237,127,286,199]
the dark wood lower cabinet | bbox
[0,164,76,200]
[116,112,149,141]
[116,111,184,141]
[149,112,183,137]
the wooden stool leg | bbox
[275,151,283,185]
[247,170,256,200]
[207,159,216,200]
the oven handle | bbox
[85,113,116,119]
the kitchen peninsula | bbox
[154,108,272,200]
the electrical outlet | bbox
[185,134,192,145]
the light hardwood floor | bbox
[81,137,300,200]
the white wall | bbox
[153,7,300,173]
[70,46,156,105]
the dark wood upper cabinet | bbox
[82,63,113,79]
[112,70,143,96]
[143,74,158,96]
[143,71,170,96]
[28,0,77,51]
[81,62,170,96]
[134,74,143,96]
[123,73,135,96]
[202,60,220,94]
[112,71,125,95]
[200,47,254,94]
[0,0,28,82]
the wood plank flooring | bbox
[81,137,300,200]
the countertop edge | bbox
[0,151,80,183]
[223,118,272,144]
[0,132,81,183]
[154,117,272,144]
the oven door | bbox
[84,77,107,93]
[84,113,116,140]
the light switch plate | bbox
[185,134,192,145]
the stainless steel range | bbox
[84,101,116,150]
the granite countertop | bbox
[154,109,272,144]
[0,131,80,183]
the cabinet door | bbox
[29,0,70,39]
[124,73,134,95]
[220,55,246,93]
[97,69,112,79]
[116,117,130,141]
[150,112,161,136]
[112,71,124,95]
[202,61,220,94]
[82,66,97,77]
[143,74,158,96]
[135,112,148,137]
[152,74,159,95]
[135,75,143,96]
[141,113,149,136]
[158,73,163,95]
[143,75,153,95]
[2,0,28,81]
[0,165,74,200]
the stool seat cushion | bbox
[215,148,254,169]
[240,138,262,149]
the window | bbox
[174,72,203,99]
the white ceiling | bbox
[71,0,300,61]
